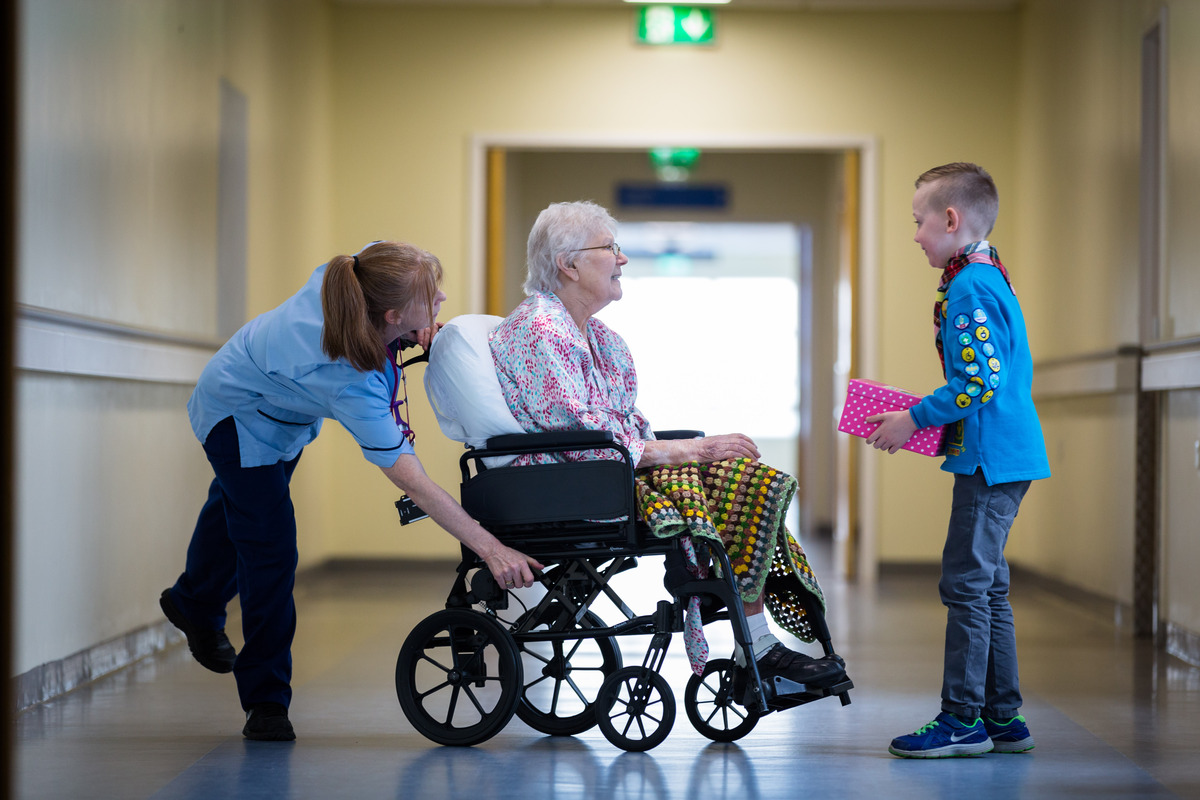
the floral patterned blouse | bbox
[489,292,654,466]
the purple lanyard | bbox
[389,353,416,446]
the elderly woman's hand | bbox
[639,433,762,468]
[692,433,761,463]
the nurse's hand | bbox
[478,541,543,590]
[381,453,542,589]
[407,322,444,351]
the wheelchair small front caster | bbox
[395,608,522,746]
[684,658,760,743]
[596,666,675,752]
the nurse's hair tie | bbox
[352,254,360,272]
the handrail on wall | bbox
[1034,340,1200,398]
[16,304,219,385]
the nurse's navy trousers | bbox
[168,416,302,710]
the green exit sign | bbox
[636,6,715,46]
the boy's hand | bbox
[864,410,918,454]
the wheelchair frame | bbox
[393,426,853,751]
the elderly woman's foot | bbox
[756,643,845,687]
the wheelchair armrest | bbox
[654,429,704,440]
[485,429,614,451]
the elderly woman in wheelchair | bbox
[394,201,851,752]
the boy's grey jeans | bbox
[939,469,1031,722]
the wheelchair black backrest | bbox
[458,430,643,553]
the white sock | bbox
[747,612,771,642]
[753,633,781,660]
[734,613,780,666]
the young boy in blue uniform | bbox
[866,162,1051,758]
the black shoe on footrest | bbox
[757,644,846,688]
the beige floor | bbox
[14,550,1200,799]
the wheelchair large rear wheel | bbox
[396,608,522,746]
[596,666,675,752]
[684,657,759,742]
[514,604,622,736]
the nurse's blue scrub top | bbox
[188,263,416,469]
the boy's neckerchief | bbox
[934,240,1013,376]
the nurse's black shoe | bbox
[159,589,236,674]
[243,703,296,741]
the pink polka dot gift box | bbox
[837,379,946,457]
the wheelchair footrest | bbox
[763,675,855,711]
[768,674,810,696]
[732,656,853,711]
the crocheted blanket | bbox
[635,458,824,673]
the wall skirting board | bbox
[1165,622,1200,669]
[13,623,183,713]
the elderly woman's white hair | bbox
[524,201,619,295]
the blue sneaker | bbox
[985,714,1035,753]
[889,712,994,758]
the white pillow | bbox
[424,315,525,453]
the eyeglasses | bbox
[575,242,622,257]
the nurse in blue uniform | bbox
[160,241,542,741]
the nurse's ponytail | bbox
[321,241,444,372]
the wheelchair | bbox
[391,327,853,752]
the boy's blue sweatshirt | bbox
[908,256,1051,485]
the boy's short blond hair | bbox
[915,162,999,236]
